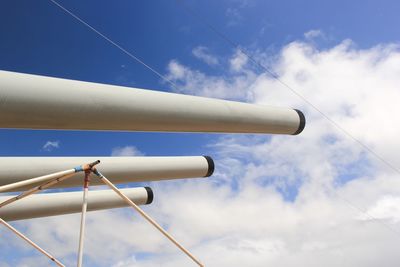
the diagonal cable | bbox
[175,0,400,175]
[49,0,179,91]
[49,0,400,175]
[176,0,400,238]
[47,0,400,239]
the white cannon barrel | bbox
[0,187,153,221]
[0,156,214,192]
[0,70,305,134]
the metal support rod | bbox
[93,169,204,267]
[0,161,100,209]
[0,160,100,267]
[0,217,65,267]
[0,169,75,193]
[0,172,75,209]
[77,170,91,267]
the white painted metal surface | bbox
[0,187,151,221]
[0,156,213,191]
[77,171,91,267]
[0,70,305,134]
[0,169,75,193]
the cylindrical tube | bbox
[0,156,214,191]
[0,187,153,221]
[0,70,305,134]
[0,168,75,193]
[77,171,91,267]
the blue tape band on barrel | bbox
[74,166,84,172]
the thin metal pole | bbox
[93,169,204,267]
[0,160,100,267]
[0,169,75,193]
[0,217,65,267]
[0,172,76,209]
[77,170,91,267]
[0,160,100,209]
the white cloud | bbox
[111,146,143,156]
[6,39,400,266]
[362,195,400,223]
[229,49,248,72]
[304,29,323,39]
[42,140,59,151]
[166,60,186,80]
[165,59,256,100]
[192,46,219,66]
[131,39,400,266]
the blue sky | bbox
[0,0,399,158]
[1,1,400,266]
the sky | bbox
[1,0,400,266]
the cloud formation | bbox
[4,38,400,267]
[42,140,60,152]
[229,49,248,72]
[192,46,219,66]
[304,29,323,40]
[137,38,400,266]
[111,146,143,157]
[166,58,256,100]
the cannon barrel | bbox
[0,156,214,192]
[0,187,153,221]
[0,70,305,134]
